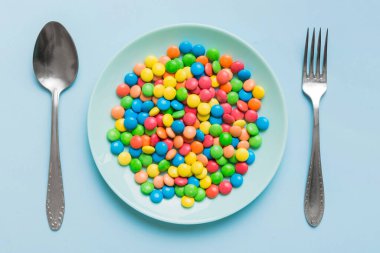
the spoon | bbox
[33,21,78,231]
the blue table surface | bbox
[1,0,379,252]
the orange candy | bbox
[156,127,167,139]
[230,126,242,137]
[213,137,220,146]
[133,63,145,76]
[166,127,176,138]
[167,46,180,59]
[223,145,235,158]
[130,85,141,98]
[139,93,151,101]
[239,128,250,141]
[130,136,142,149]
[173,136,184,149]
[220,82,232,93]
[193,119,200,128]
[176,82,185,89]
[248,98,261,111]
[197,154,208,167]
[111,105,125,119]
[141,135,151,146]
[166,149,177,160]
[191,141,204,154]
[196,56,209,65]
[237,140,250,149]
[243,79,256,91]
[183,126,196,139]
[159,55,170,65]
[219,54,233,68]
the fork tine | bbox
[309,28,315,77]
[322,29,328,79]
[303,28,309,78]
[316,28,322,78]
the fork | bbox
[302,28,328,227]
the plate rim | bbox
[87,23,288,225]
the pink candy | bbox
[231,108,244,120]
[230,61,244,73]
[216,90,227,103]
[245,110,258,122]
[202,135,214,148]
[144,117,157,130]
[185,78,198,90]
[199,89,213,102]
[179,143,191,156]
[198,76,211,89]
[206,160,219,173]
[174,177,188,186]
[216,69,230,85]
[183,112,196,126]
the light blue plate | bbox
[88,24,287,224]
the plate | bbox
[88,24,287,224]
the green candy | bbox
[221,163,235,177]
[209,124,223,137]
[130,158,142,173]
[212,61,221,73]
[194,188,206,202]
[144,128,156,136]
[175,186,185,197]
[176,87,188,101]
[211,171,224,184]
[132,124,144,136]
[158,160,170,171]
[182,53,196,66]
[246,123,259,136]
[139,154,152,167]
[141,181,154,195]
[184,184,198,197]
[230,78,243,92]
[219,132,232,146]
[249,135,262,149]
[216,156,228,166]
[107,128,120,142]
[229,155,238,164]
[172,110,185,119]
[163,107,173,115]
[120,96,133,109]
[210,145,223,159]
[174,58,184,69]
[142,83,154,97]
[227,91,239,105]
[120,132,132,145]
[166,60,178,73]
[206,48,220,61]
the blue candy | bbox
[188,177,200,187]
[203,147,212,159]
[171,120,185,134]
[152,153,165,163]
[209,116,223,125]
[124,109,138,119]
[231,137,239,148]
[124,72,138,86]
[237,69,251,81]
[137,112,149,125]
[157,98,170,111]
[150,189,163,203]
[191,62,204,76]
[128,147,142,158]
[192,44,205,57]
[162,186,175,199]
[238,89,253,102]
[256,116,269,131]
[124,116,138,130]
[195,129,205,142]
[141,101,154,112]
[210,105,224,117]
[110,140,124,155]
[172,154,185,166]
[230,173,243,188]
[155,141,168,156]
[131,99,142,113]
[171,100,184,110]
[179,40,192,54]
[246,150,256,165]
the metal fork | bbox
[302,28,328,227]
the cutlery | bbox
[33,21,79,231]
[302,28,328,227]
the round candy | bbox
[230,61,244,73]
[110,140,124,155]
[141,181,154,195]
[205,184,219,198]
[219,132,232,146]
[134,170,148,184]
[235,162,248,174]
[216,69,230,85]
[179,40,192,54]
[190,62,204,76]
[219,181,232,195]
[192,44,205,57]
[211,171,224,185]
[187,94,201,108]
[253,85,265,99]
[230,173,243,187]
[221,163,235,177]
[144,117,157,130]
[165,60,179,74]
[150,189,163,203]
[249,135,262,149]
[219,54,233,68]
[167,45,180,59]
[206,48,220,61]
[236,148,249,161]
[162,186,175,199]
[194,188,206,202]
[155,141,168,156]
[210,145,223,159]
[181,196,195,208]
[116,83,130,97]
[140,68,153,82]
[118,151,131,166]
[256,116,269,131]
[124,72,138,86]
[107,128,120,142]
[184,184,198,197]
[238,69,251,81]
[144,55,158,68]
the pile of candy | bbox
[106,41,269,208]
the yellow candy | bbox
[211,75,219,87]
[149,107,160,116]
[153,84,165,98]
[233,120,246,127]
[235,148,249,162]
[185,152,197,165]
[191,161,203,175]
[197,102,211,116]
[147,164,159,178]
[197,113,210,122]
[141,68,153,82]
[118,152,131,166]
[208,98,219,107]
[253,85,265,99]
[178,164,192,177]
[168,166,179,178]
[152,62,165,76]
[199,121,211,134]
[115,119,126,132]
[162,114,174,127]
[144,55,158,68]
[181,196,194,208]
[187,94,200,108]
[175,69,187,82]
[183,66,193,79]
[195,168,208,179]
[163,76,177,87]
[199,175,212,189]
[164,87,176,100]
[142,146,155,154]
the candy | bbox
[181,196,195,208]
[206,184,219,198]
[256,116,269,131]
[118,151,131,166]
[206,48,220,61]
[192,44,205,57]
[190,62,204,76]
[219,181,232,195]
[253,85,265,99]
[150,189,163,203]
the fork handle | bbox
[46,90,65,231]
[304,104,325,227]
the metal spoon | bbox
[33,21,78,231]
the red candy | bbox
[206,184,219,199]
[155,79,163,85]
[236,163,248,174]
[179,143,191,156]
[231,108,244,120]
[130,136,142,149]
[184,106,197,114]
[230,61,244,73]
[199,89,213,102]
[144,117,157,130]
[221,103,232,114]
[174,177,188,186]
[216,69,230,85]
[183,112,197,126]
[216,90,227,103]
[205,63,213,76]
[219,181,232,195]
[156,114,164,127]
[185,78,198,91]
[222,114,235,125]
[116,83,130,97]
[163,139,173,150]
[198,76,211,89]
[137,78,145,87]
[206,160,219,173]
[237,100,248,112]
[221,124,231,132]
[202,135,214,148]
[150,134,160,146]
[245,110,258,122]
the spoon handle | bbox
[46,90,65,231]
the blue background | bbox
[0,0,379,252]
